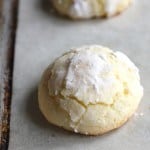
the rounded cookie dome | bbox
[51,0,133,19]
[38,45,143,135]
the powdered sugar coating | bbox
[69,0,93,18]
[48,45,141,106]
[64,49,115,105]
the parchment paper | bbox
[9,0,150,149]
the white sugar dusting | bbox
[69,0,123,18]
[48,45,141,105]
[65,49,114,104]
[69,0,92,18]
[115,51,139,78]
[134,112,144,117]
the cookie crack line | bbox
[49,91,119,109]
[54,93,117,108]
[49,93,118,123]
[49,92,131,127]
[61,93,117,107]
[73,108,88,131]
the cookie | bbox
[51,0,132,19]
[38,45,143,135]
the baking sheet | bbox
[0,0,3,125]
[9,0,150,150]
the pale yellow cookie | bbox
[38,45,143,135]
[51,0,132,19]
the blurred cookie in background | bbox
[51,0,133,19]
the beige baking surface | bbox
[9,0,150,150]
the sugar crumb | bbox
[134,112,144,117]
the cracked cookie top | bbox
[48,45,141,106]
[39,45,143,135]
